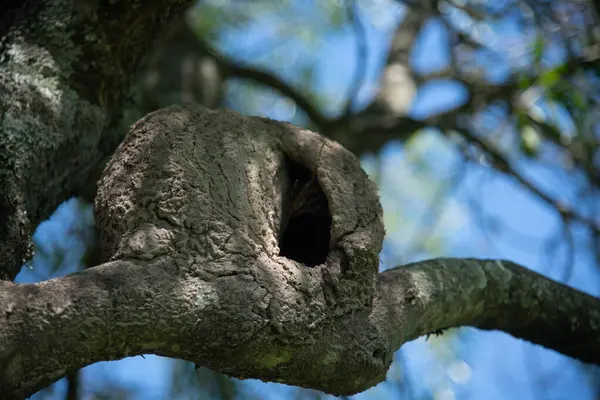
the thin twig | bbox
[459,127,600,234]
[65,372,79,400]
[343,1,368,117]
[197,39,331,129]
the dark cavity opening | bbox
[279,156,331,267]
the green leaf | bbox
[539,69,561,89]
[330,4,346,28]
[516,111,528,130]
[571,90,587,109]
[518,74,532,90]
[520,125,541,157]
[533,36,544,64]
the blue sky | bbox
[17,1,600,399]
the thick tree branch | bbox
[0,0,596,396]
[3,257,598,398]
[0,259,184,398]
[378,258,600,362]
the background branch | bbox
[342,2,368,118]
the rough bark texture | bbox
[1,104,599,399]
[0,0,194,281]
[1,104,389,397]
[377,258,600,362]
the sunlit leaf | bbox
[520,125,541,157]
[539,69,561,89]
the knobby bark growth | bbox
[1,104,600,399]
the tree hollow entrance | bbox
[279,156,331,267]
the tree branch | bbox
[364,7,424,117]
[343,2,368,117]
[378,258,600,363]
[196,39,331,129]
[458,128,600,234]
[0,259,181,398]
[3,255,599,397]
[65,371,79,400]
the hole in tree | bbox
[279,156,331,267]
[372,348,386,361]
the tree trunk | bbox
[0,0,194,281]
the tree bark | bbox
[378,258,600,362]
[0,0,194,281]
[1,104,598,399]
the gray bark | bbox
[1,104,599,399]
[0,0,194,281]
